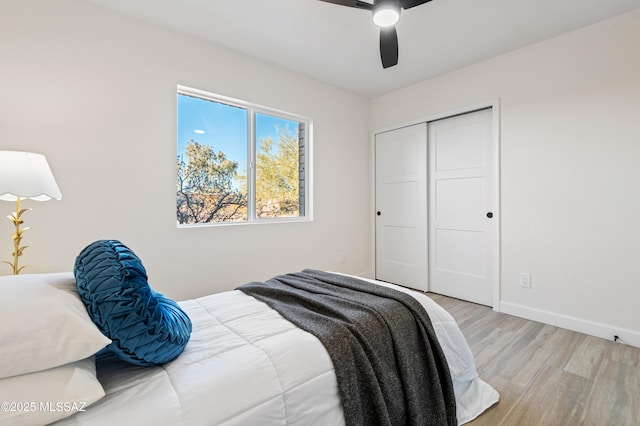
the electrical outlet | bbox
[519,273,531,288]
[339,252,347,264]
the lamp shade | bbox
[0,151,62,201]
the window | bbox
[176,86,310,226]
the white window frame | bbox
[177,85,313,227]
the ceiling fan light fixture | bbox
[372,1,401,27]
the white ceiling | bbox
[87,0,640,98]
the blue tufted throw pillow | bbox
[74,240,192,366]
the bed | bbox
[0,241,498,426]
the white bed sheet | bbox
[56,276,498,426]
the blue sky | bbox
[177,94,299,178]
[177,94,248,173]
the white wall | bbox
[371,11,640,346]
[0,0,371,299]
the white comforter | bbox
[57,276,498,425]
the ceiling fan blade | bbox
[379,26,398,68]
[399,0,432,9]
[317,0,373,10]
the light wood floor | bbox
[428,293,640,426]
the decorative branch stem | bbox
[3,198,30,275]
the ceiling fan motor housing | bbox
[318,0,433,68]
[373,0,402,27]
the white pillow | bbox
[0,357,105,425]
[0,273,111,379]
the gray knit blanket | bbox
[237,269,457,426]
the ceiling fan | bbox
[318,0,433,68]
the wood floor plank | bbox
[564,335,608,379]
[580,359,640,426]
[427,292,640,425]
[499,365,590,426]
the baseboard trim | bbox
[499,301,640,349]
[356,271,374,279]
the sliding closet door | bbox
[429,109,494,306]
[375,123,428,292]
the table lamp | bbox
[0,151,62,274]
